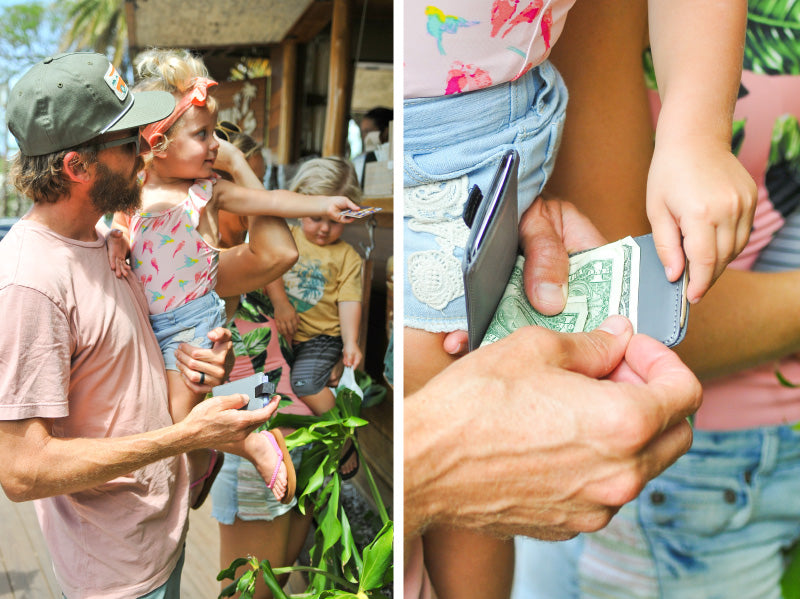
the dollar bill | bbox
[481,236,641,346]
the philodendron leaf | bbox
[358,521,394,591]
[235,569,255,595]
[319,476,343,554]
[258,560,291,599]
[217,557,251,581]
[744,2,800,75]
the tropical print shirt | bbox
[284,226,363,343]
[646,0,800,429]
[404,0,575,98]
[130,179,219,315]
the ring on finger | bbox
[199,372,205,385]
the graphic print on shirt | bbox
[426,6,479,55]
[424,1,555,95]
[491,0,552,45]
[130,179,219,314]
[284,258,327,313]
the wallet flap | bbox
[634,234,689,347]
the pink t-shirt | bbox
[0,219,188,599]
[130,178,219,315]
[404,0,575,98]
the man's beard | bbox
[89,158,144,214]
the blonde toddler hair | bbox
[289,157,362,204]
[133,48,217,157]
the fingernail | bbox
[665,266,674,280]
[598,315,629,336]
[535,283,567,310]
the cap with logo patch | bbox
[7,52,176,156]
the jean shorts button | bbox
[723,489,737,503]
[650,491,666,505]
[744,470,752,484]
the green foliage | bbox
[218,373,393,598]
[783,541,800,598]
[744,1,800,75]
[58,0,128,68]
[768,115,800,171]
[732,119,747,156]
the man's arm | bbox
[0,392,277,502]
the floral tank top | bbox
[130,178,219,315]
[404,0,575,98]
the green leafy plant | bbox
[218,372,393,598]
[744,1,800,75]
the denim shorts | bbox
[511,425,800,599]
[404,61,568,332]
[149,291,226,371]
[209,446,303,525]
[209,387,305,524]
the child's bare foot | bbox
[243,429,296,504]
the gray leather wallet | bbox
[633,234,689,347]
[462,150,519,351]
[462,150,689,349]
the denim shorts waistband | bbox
[403,62,562,153]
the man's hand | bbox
[182,392,281,450]
[442,197,607,356]
[175,327,234,393]
[407,315,701,540]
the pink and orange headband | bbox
[142,77,218,147]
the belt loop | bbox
[758,429,779,476]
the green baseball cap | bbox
[7,52,175,156]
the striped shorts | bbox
[290,334,343,396]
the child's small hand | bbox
[213,137,244,175]
[342,341,362,368]
[107,228,131,279]
[273,302,299,340]
[325,196,361,223]
[647,137,756,303]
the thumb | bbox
[548,315,633,379]
[215,393,249,410]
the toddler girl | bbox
[110,49,358,507]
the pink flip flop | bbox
[261,429,297,504]
[189,449,224,510]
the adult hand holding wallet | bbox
[460,149,690,352]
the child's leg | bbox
[405,327,514,599]
[292,337,359,476]
[165,369,220,507]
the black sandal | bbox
[338,438,360,480]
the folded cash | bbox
[482,236,641,346]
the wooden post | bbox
[323,0,351,157]
[277,40,297,164]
